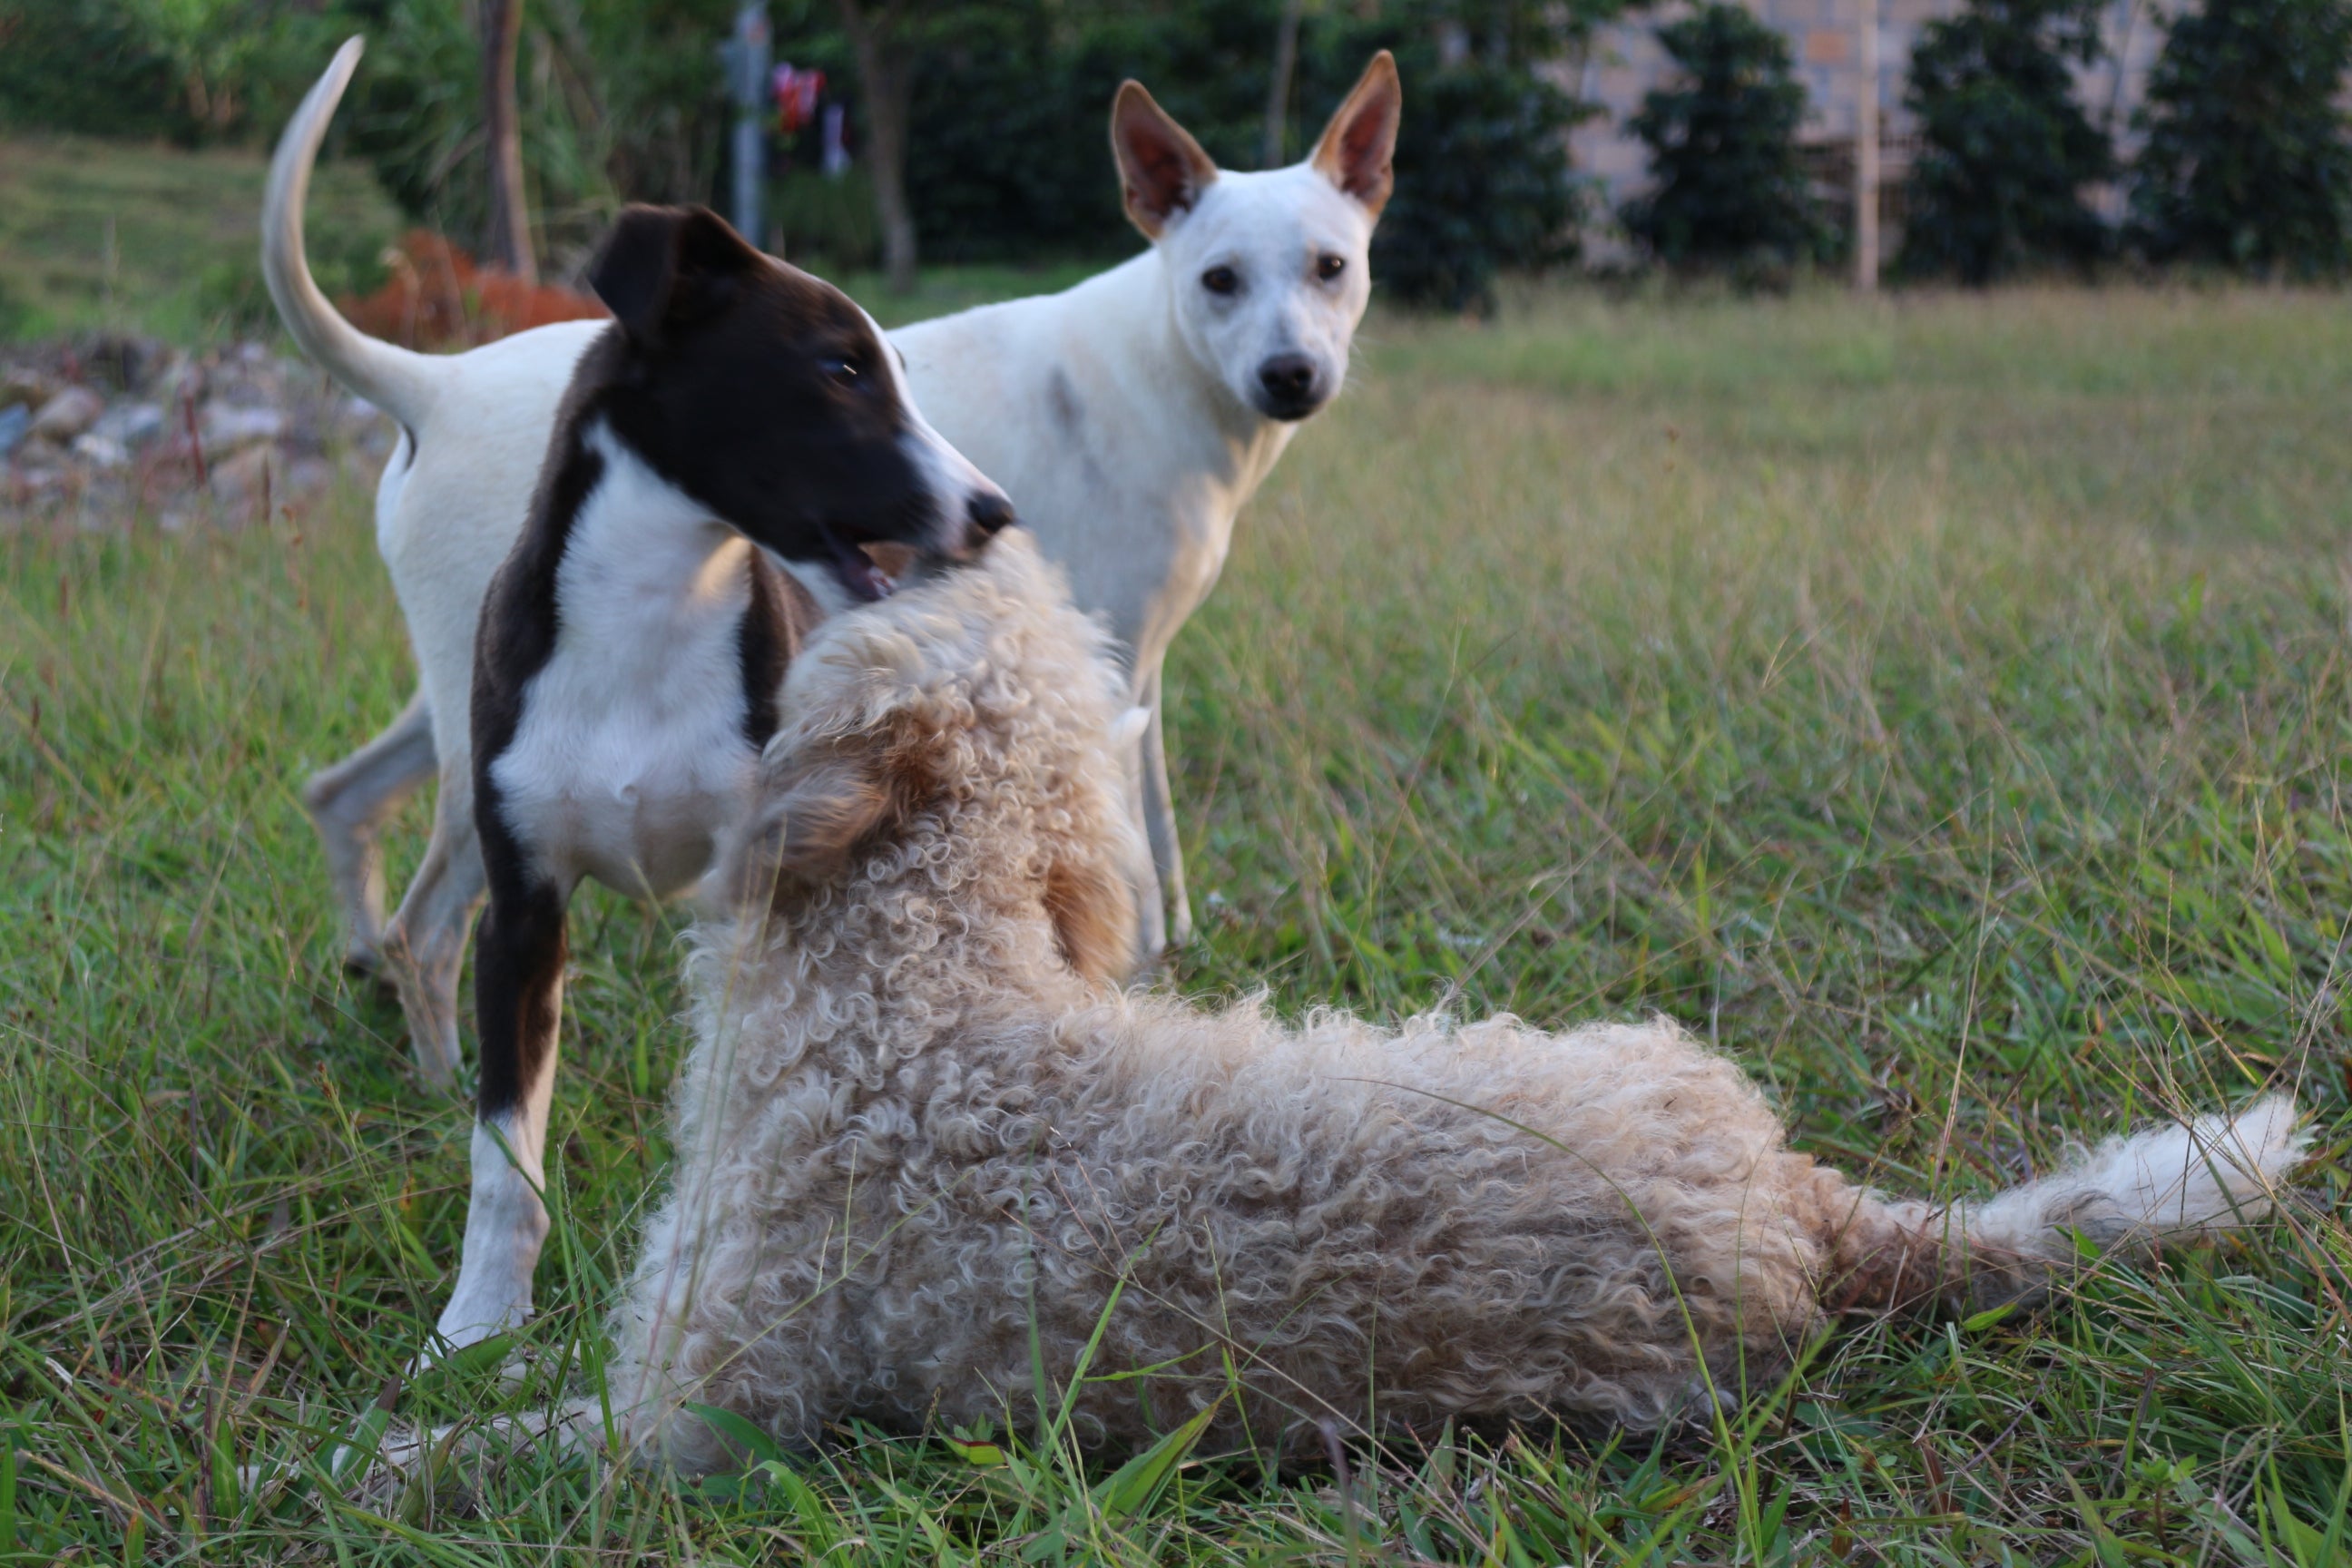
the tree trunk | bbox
[479,0,537,281]
[1854,0,1877,291]
[839,0,918,293]
[1262,0,1305,169]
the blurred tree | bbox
[124,0,272,131]
[1898,0,2112,283]
[836,0,921,292]
[0,0,1615,310]
[337,0,738,273]
[2128,0,2352,275]
[0,0,345,142]
[1305,0,1609,311]
[1622,3,1826,281]
[0,1,187,138]
[478,0,535,278]
[1263,0,1308,167]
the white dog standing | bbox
[271,48,1402,1090]
[894,55,1401,952]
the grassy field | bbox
[0,136,410,344]
[5,282,2351,1562]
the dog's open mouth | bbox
[822,533,916,602]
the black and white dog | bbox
[441,203,1009,1350]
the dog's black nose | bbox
[966,490,1014,539]
[1255,354,1323,418]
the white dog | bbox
[587,533,2303,1469]
[271,46,1403,1091]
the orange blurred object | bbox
[338,231,608,350]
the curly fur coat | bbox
[601,531,2306,1472]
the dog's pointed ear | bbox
[1309,51,1401,218]
[1111,81,1219,240]
[589,204,764,348]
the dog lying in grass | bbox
[591,530,2304,1471]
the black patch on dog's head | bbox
[583,204,939,596]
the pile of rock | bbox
[1,334,396,532]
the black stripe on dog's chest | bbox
[737,552,789,750]
[473,426,604,801]
[471,399,610,1122]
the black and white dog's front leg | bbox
[435,843,572,1352]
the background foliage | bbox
[1897,0,2114,283]
[1622,2,1828,282]
[2130,0,2352,278]
[0,0,1605,308]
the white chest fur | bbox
[488,426,760,899]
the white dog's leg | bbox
[301,690,437,975]
[1135,665,1191,948]
[380,780,484,1089]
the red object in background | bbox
[773,62,825,136]
[338,231,608,351]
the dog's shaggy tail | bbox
[263,37,446,431]
[1828,1095,2306,1317]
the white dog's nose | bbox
[1255,353,1325,419]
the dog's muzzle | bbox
[1253,353,1328,421]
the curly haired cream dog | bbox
[600,532,2304,1471]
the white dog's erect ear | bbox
[1309,51,1402,218]
[589,204,764,348]
[1111,81,1219,240]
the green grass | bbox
[5,281,2351,1562]
[0,135,407,345]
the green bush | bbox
[0,0,1600,306]
[1898,0,2113,283]
[0,2,187,139]
[2128,0,2352,276]
[894,1,1277,265]
[1302,3,1608,312]
[1622,3,1827,280]
[892,1,1595,310]
[771,167,879,272]
[0,0,361,145]
[334,0,740,271]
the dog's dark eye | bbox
[1316,253,1346,281]
[1200,266,1240,296]
[822,357,859,387]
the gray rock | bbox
[90,401,166,448]
[2,371,54,413]
[27,387,104,444]
[199,402,287,453]
[71,432,130,469]
[209,442,280,514]
[0,405,27,459]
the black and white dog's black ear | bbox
[589,204,764,348]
